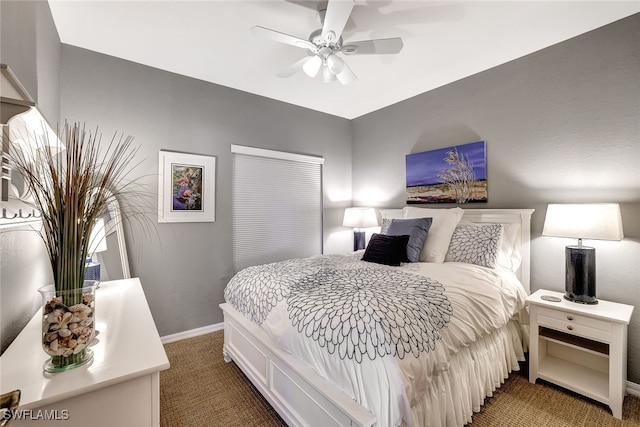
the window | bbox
[232,145,323,272]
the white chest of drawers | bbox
[0,278,170,426]
[526,289,634,419]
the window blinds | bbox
[232,145,323,273]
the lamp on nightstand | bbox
[343,207,378,251]
[542,203,624,304]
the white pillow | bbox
[497,223,522,272]
[379,210,404,234]
[403,207,464,262]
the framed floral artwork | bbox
[158,151,216,223]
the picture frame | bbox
[406,140,487,204]
[158,150,216,223]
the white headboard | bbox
[378,208,535,293]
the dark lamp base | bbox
[563,293,598,304]
[353,231,366,251]
[565,245,597,304]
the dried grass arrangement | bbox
[6,121,142,301]
[5,120,151,371]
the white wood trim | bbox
[160,322,224,344]
[627,381,640,397]
[151,372,161,427]
[231,144,324,164]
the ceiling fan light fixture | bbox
[336,65,357,85]
[326,54,344,74]
[322,66,337,83]
[302,55,322,78]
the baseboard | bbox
[628,381,640,397]
[160,322,224,344]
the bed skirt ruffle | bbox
[406,320,526,427]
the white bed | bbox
[220,208,534,427]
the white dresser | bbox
[527,289,634,419]
[0,278,170,426]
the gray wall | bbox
[0,0,60,353]
[351,15,640,383]
[59,45,353,338]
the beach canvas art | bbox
[406,141,487,204]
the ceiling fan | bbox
[252,0,404,85]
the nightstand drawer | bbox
[537,307,611,341]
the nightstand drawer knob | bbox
[567,315,574,321]
[567,325,574,331]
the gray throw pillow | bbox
[386,217,433,263]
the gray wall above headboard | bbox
[351,14,640,383]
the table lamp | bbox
[343,207,378,251]
[542,203,623,304]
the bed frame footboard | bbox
[220,303,376,427]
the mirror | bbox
[1,106,61,226]
[94,191,131,281]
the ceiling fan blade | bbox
[341,38,404,55]
[277,57,313,78]
[284,0,323,10]
[336,61,356,85]
[322,0,354,44]
[251,26,316,51]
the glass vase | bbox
[39,282,97,373]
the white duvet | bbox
[256,260,528,426]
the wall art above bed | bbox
[158,150,216,223]
[406,140,487,204]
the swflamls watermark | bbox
[1,409,69,422]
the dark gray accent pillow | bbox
[362,234,411,266]
[386,217,433,263]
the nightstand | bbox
[526,289,634,419]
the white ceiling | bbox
[48,1,640,119]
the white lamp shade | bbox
[322,65,337,83]
[302,55,322,78]
[8,107,64,154]
[542,203,624,241]
[326,54,344,74]
[88,218,108,254]
[343,207,378,229]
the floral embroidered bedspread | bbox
[224,253,453,363]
